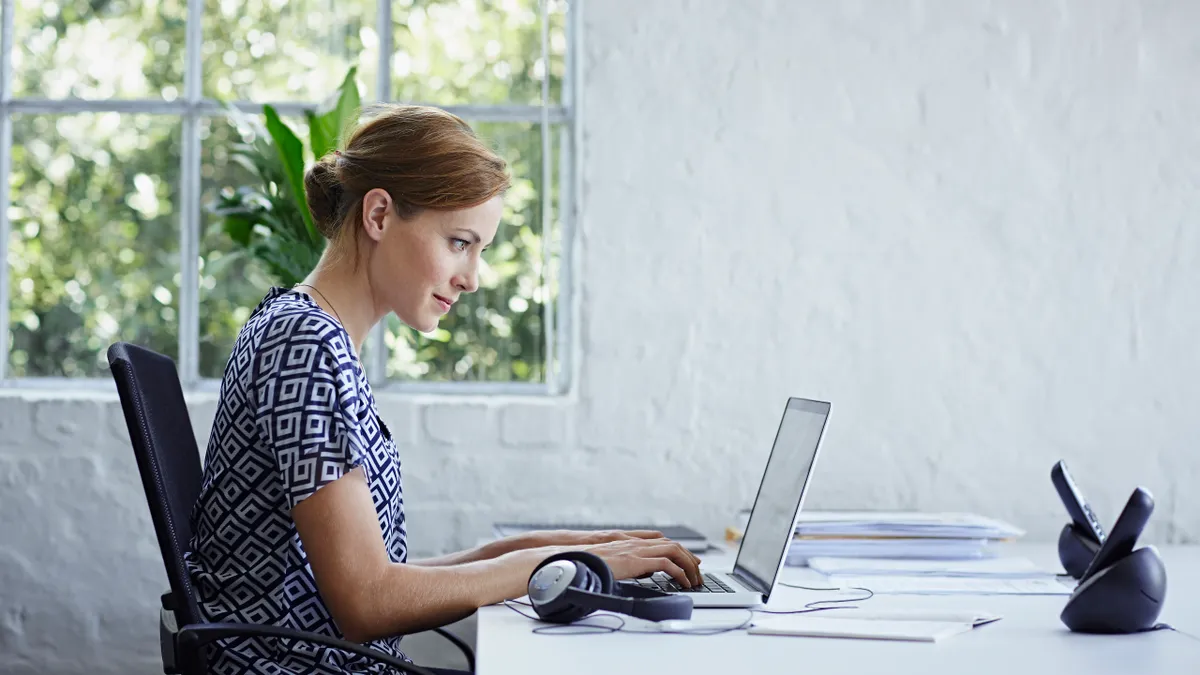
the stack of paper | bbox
[785,537,998,563]
[800,556,1075,595]
[804,556,1052,578]
[792,512,1025,540]
[821,575,1073,595]
[727,511,1025,565]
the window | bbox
[0,0,576,394]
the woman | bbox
[186,104,702,675]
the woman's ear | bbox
[360,188,392,242]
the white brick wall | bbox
[4,0,1200,671]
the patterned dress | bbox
[185,287,409,674]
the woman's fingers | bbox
[635,541,701,587]
[639,536,702,568]
[647,557,690,588]
[623,530,665,539]
[581,537,704,587]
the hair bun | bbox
[303,157,344,238]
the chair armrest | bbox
[176,622,439,675]
[433,626,475,672]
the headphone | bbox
[526,551,694,624]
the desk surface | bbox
[476,544,1200,675]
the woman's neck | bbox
[296,255,382,357]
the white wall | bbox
[3,0,1199,671]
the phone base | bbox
[1057,523,1102,580]
[1060,546,1167,634]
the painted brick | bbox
[33,399,105,452]
[499,403,569,448]
[422,403,492,447]
[0,398,34,451]
[375,398,420,447]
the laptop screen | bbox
[732,397,830,600]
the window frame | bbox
[0,0,579,396]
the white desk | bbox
[476,545,1200,675]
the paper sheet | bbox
[806,556,1055,578]
[795,607,1002,626]
[831,575,1075,595]
[749,616,979,642]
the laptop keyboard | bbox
[630,572,736,594]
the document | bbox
[811,608,1002,626]
[786,537,996,564]
[806,556,1056,578]
[830,575,1075,595]
[749,616,981,643]
[791,511,1026,540]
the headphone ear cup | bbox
[527,551,615,624]
[570,550,615,595]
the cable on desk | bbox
[774,582,875,608]
[619,610,757,636]
[503,584,877,635]
[503,600,756,636]
[503,600,625,634]
[1150,623,1200,644]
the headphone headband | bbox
[527,551,694,624]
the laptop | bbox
[628,397,831,608]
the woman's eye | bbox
[451,238,470,251]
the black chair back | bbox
[107,341,468,675]
[107,341,205,628]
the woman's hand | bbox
[578,537,704,588]
[508,528,669,551]
[498,535,703,594]
[495,529,702,579]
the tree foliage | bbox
[7,0,567,382]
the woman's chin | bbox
[394,310,438,334]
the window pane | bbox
[8,114,181,377]
[12,0,187,100]
[204,0,379,102]
[392,0,567,106]
[384,121,557,382]
[198,114,318,378]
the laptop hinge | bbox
[730,567,770,597]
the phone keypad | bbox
[1083,503,1106,541]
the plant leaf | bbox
[252,227,322,287]
[221,214,255,246]
[262,104,321,246]
[228,152,270,182]
[308,66,362,160]
[203,249,248,279]
[220,99,268,142]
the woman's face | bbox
[365,191,503,333]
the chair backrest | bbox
[108,342,206,627]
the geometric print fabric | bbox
[186,287,408,674]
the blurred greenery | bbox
[7,0,568,382]
[203,67,358,291]
[8,113,182,377]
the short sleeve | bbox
[254,331,368,510]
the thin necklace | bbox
[293,283,343,326]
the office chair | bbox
[107,342,474,675]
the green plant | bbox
[206,66,362,287]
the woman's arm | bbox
[409,529,681,567]
[407,543,506,567]
[292,467,701,642]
